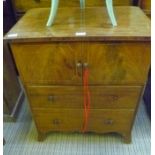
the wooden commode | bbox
[4,6,151,143]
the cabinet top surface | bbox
[4,6,151,42]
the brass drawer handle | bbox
[104,119,114,125]
[48,95,55,102]
[52,119,61,125]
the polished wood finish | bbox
[5,7,151,143]
[32,108,134,143]
[11,41,150,85]
[33,109,83,132]
[11,42,83,85]
[14,0,133,12]
[27,86,142,109]
[84,42,150,85]
[27,86,83,109]
[32,108,134,133]
[87,109,134,133]
[4,7,150,42]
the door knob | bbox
[76,62,82,67]
[83,62,89,68]
[76,62,82,76]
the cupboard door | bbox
[11,42,83,85]
[84,42,150,85]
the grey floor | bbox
[3,99,151,155]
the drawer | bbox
[11,43,82,85]
[27,85,142,109]
[27,86,83,109]
[88,109,134,133]
[32,108,134,133]
[33,109,83,132]
[85,42,150,85]
[90,86,142,109]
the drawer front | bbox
[27,86,142,109]
[27,86,83,109]
[11,43,82,85]
[90,86,142,109]
[15,0,133,12]
[88,109,134,133]
[32,109,134,133]
[84,42,150,85]
[33,109,83,132]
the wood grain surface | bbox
[84,42,150,85]
[6,6,151,143]
[33,108,84,133]
[11,42,150,85]
[4,7,150,42]
[87,109,134,133]
[32,108,134,143]
[27,85,142,109]
[11,42,83,85]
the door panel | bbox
[11,42,83,85]
[84,42,150,85]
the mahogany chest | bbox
[4,6,151,143]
